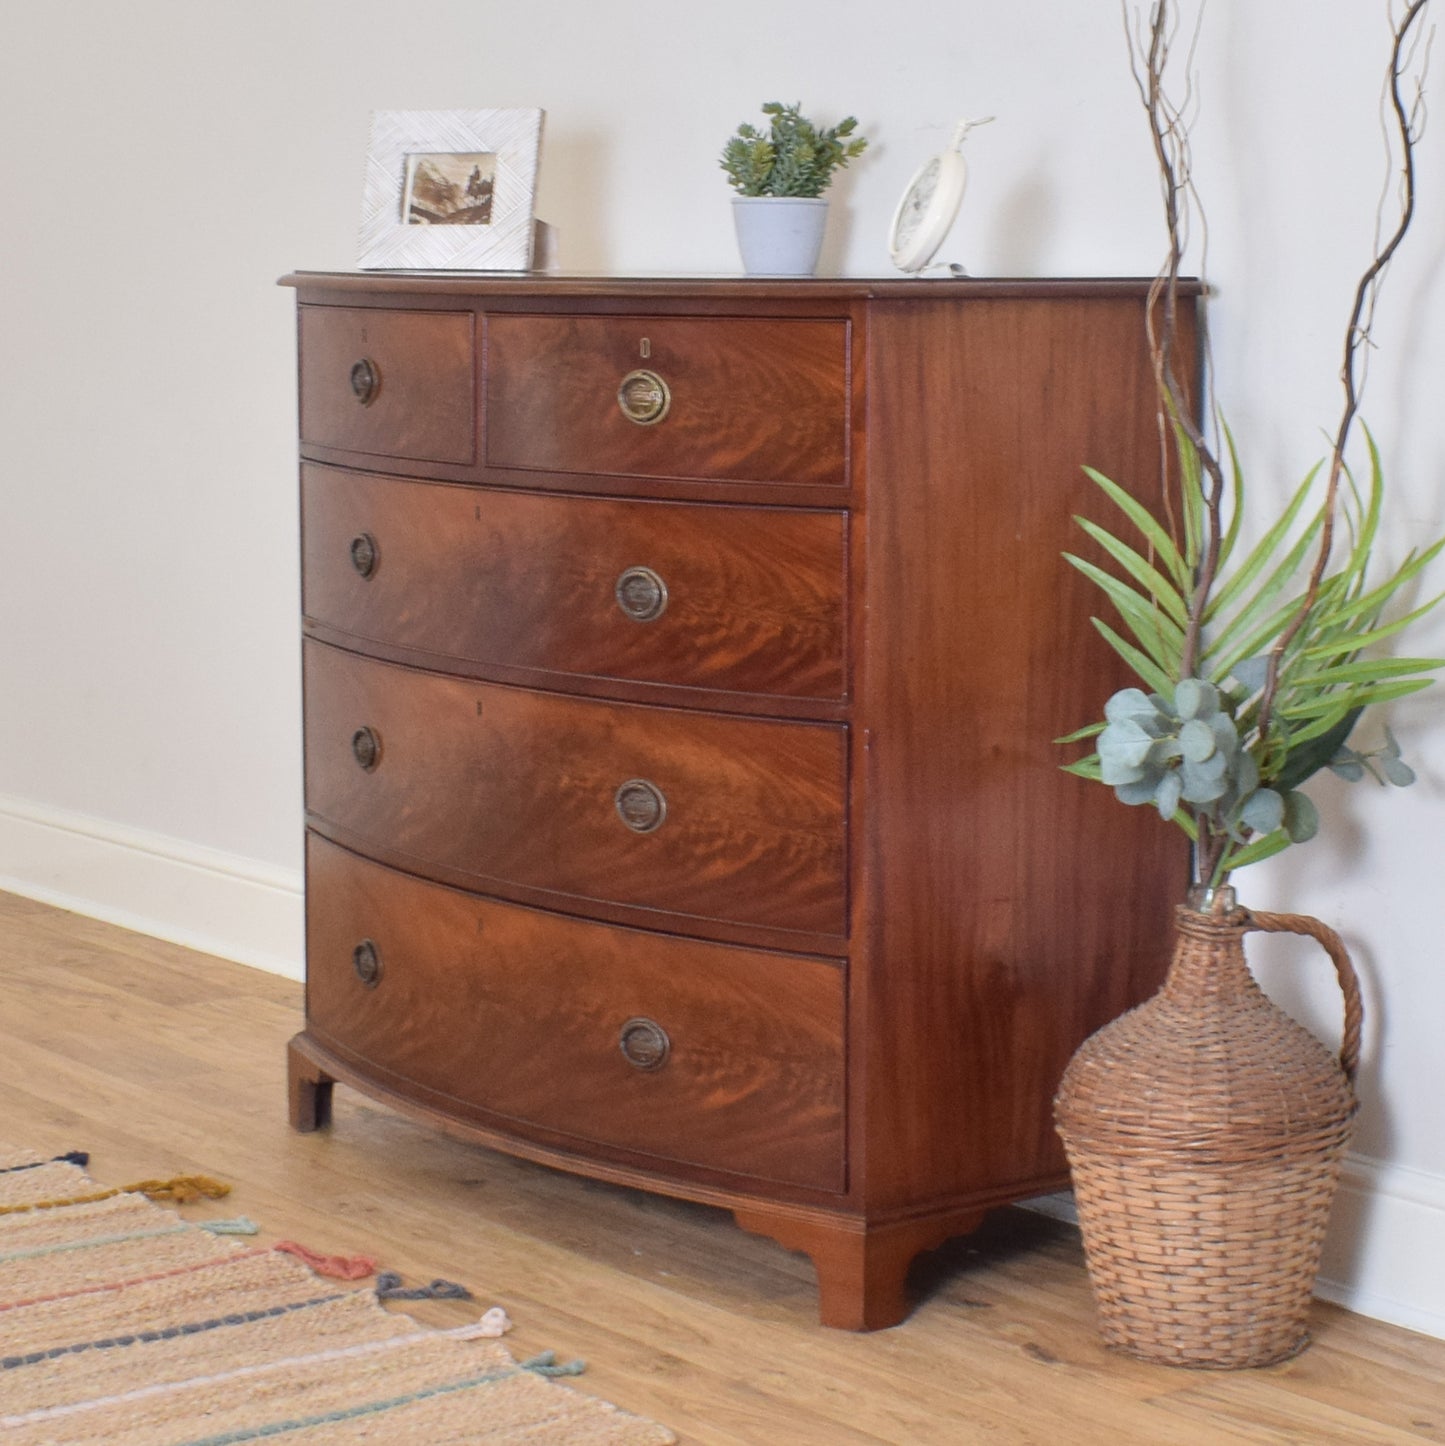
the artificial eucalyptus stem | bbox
[1254,0,1431,742]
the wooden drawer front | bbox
[306,837,846,1190]
[299,305,475,464]
[304,642,848,936]
[302,466,847,699]
[484,314,849,486]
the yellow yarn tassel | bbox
[128,1175,231,1203]
[0,1173,231,1216]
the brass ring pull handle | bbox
[618,1017,670,1070]
[614,778,666,834]
[614,566,668,622]
[1245,909,1363,1084]
[352,939,383,988]
[349,533,378,579]
[351,726,382,771]
[617,369,670,426]
[350,358,381,405]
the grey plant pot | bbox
[731,196,829,277]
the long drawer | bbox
[484,313,850,486]
[306,836,847,1191]
[303,641,849,937]
[302,465,847,699]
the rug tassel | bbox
[454,1307,512,1338]
[127,1175,231,1204]
[0,1151,90,1177]
[520,1349,586,1378]
[0,1175,234,1217]
[273,1241,377,1279]
[200,1217,260,1235]
[375,1271,472,1301]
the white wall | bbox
[1,0,1441,1337]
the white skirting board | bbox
[1,789,1442,1341]
[1316,1155,1445,1341]
[0,792,303,980]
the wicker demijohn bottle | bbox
[1053,886,1362,1368]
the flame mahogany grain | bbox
[301,464,848,700]
[298,305,475,465]
[283,273,1195,1330]
[302,640,849,938]
[484,313,850,486]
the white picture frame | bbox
[358,109,545,271]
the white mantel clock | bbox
[888,116,994,274]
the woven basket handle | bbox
[1244,910,1363,1084]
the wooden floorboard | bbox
[1,889,1441,1444]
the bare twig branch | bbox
[1254,0,1432,741]
[1130,0,1235,882]
[1134,1,1230,685]
[1111,0,1433,887]
[1124,2,1187,571]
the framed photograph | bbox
[359,109,545,270]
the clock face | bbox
[890,118,991,274]
[889,149,967,272]
[895,159,941,249]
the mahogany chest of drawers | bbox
[282,273,1189,1329]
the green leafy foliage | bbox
[1093,681,1316,847]
[720,102,868,198]
[1062,428,1444,882]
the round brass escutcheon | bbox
[352,939,382,988]
[350,357,380,405]
[614,565,668,622]
[616,369,671,426]
[614,778,666,834]
[618,1017,670,1070]
[351,726,382,771]
[350,532,378,579]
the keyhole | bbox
[640,337,651,359]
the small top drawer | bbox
[298,305,475,464]
[484,314,849,486]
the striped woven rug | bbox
[0,1145,674,1444]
